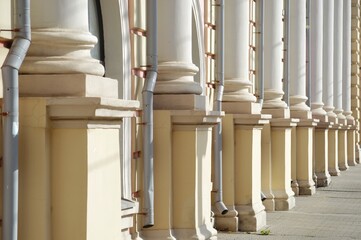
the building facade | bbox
[0,0,360,239]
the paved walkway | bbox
[218,163,361,240]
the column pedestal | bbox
[145,110,219,240]
[328,125,341,176]
[16,97,139,240]
[347,125,357,166]
[261,123,275,211]
[339,127,349,171]
[296,123,316,195]
[263,109,297,211]
[233,114,270,232]
[314,121,332,187]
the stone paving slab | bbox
[218,164,361,240]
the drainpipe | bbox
[306,0,311,106]
[1,0,31,239]
[213,0,228,215]
[283,0,290,105]
[142,0,157,228]
[256,0,264,106]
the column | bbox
[263,0,287,111]
[335,0,349,171]
[323,0,336,119]
[310,0,331,187]
[262,0,296,210]
[214,0,268,232]
[334,0,345,120]
[324,0,340,176]
[155,0,203,110]
[23,0,104,76]
[19,0,123,100]
[222,0,258,114]
[343,0,357,166]
[288,0,317,194]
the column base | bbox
[328,168,341,176]
[298,180,316,195]
[141,230,176,240]
[348,159,357,166]
[315,173,331,187]
[339,164,349,171]
[236,204,267,232]
[172,224,217,240]
[275,197,295,211]
[214,208,239,232]
[291,180,299,196]
[262,190,275,211]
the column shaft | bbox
[263,0,287,109]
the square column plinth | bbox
[347,127,357,166]
[270,119,297,210]
[15,97,139,240]
[328,128,341,176]
[296,126,316,195]
[261,123,275,211]
[144,110,220,240]
[314,123,332,187]
[339,128,349,171]
[233,115,270,232]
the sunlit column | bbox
[156,0,202,94]
[263,0,287,109]
[22,0,104,75]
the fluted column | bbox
[263,0,287,110]
[223,0,257,104]
[22,0,104,76]
[156,0,202,95]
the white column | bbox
[263,0,287,109]
[323,0,336,117]
[289,0,309,112]
[343,0,353,119]
[156,0,202,94]
[334,0,344,117]
[21,0,104,76]
[223,0,256,103]
[310,0,326,116]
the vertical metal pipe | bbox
[306,0,311,106]
[1,0,31,239]
[213,0,228,215]
[142,0,157,228]
[257,0,264,105]
[283,0,290,105]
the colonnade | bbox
[0,0,360,239]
